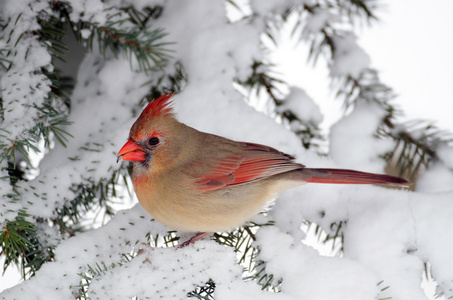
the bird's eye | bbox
[148,137,160,146]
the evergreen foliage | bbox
[0,0,171,279]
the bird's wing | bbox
[195,142,304,191]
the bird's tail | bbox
[302,168,409,187]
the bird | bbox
[117,93,408,247]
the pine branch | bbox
[333,67,447,181]
[333,0,379,23]
[0,131,40,168]
[303,219,345,254]
[96,25,168,69]
[302,1,378,25]
[1,192,56,277]
[122,6,164,29]
[248,260,283,292]
[0,87,72,168]
[278,108,325,151]
[212,221,283,292]
[0,143,127,276]
[77,261,118,299]
[55,168,126,233]
[187,279,216,300]
[0,9,72,170]
[329,67,451,181]
[0,210,39,278]
[297,6,453,181]
[381,119,453,180]
[243,61,284,102]
[377,280,392,300]
[141,61,188,106]
[333,69,396,111]
[0,18,12,71]
[422,262,453,299]
[0,1,175,278]
[51,1,172,73]
[0,51,11,70]
[237,61,325,151]
[35,12,67,64]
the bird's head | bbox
[117,93,183,174]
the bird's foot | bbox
[178,232,211,248]
[137,242,154,264]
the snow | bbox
[417,146,453,192]
[1,0,453,299]
[358,0,453,134]
[277,87,323,125]
[250,0,309,17]
[256,227,379,299]
[80,29,91,39]
[0,8,53,139]
[416,162,453,193]
[329,101,394,172]
[0,205,168,299]
[88,241,243,299]
[0,52,150,223]
[67,0,109,24]
[329,32,371,78]
[304,9,341,34]
[437,145,453,168]
[271,184,453,300]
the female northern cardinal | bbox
[117,94,408,246]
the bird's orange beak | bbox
[117,140,146,162]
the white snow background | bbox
[1,0,453,299]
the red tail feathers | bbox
[303,168,409,187]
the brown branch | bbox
[243,226,256,241]
[51,219,75,237]
[99,26,155,53]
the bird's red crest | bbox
[141,93,175,118]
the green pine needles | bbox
[0,0,172,278]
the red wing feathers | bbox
[196,142,304,191]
